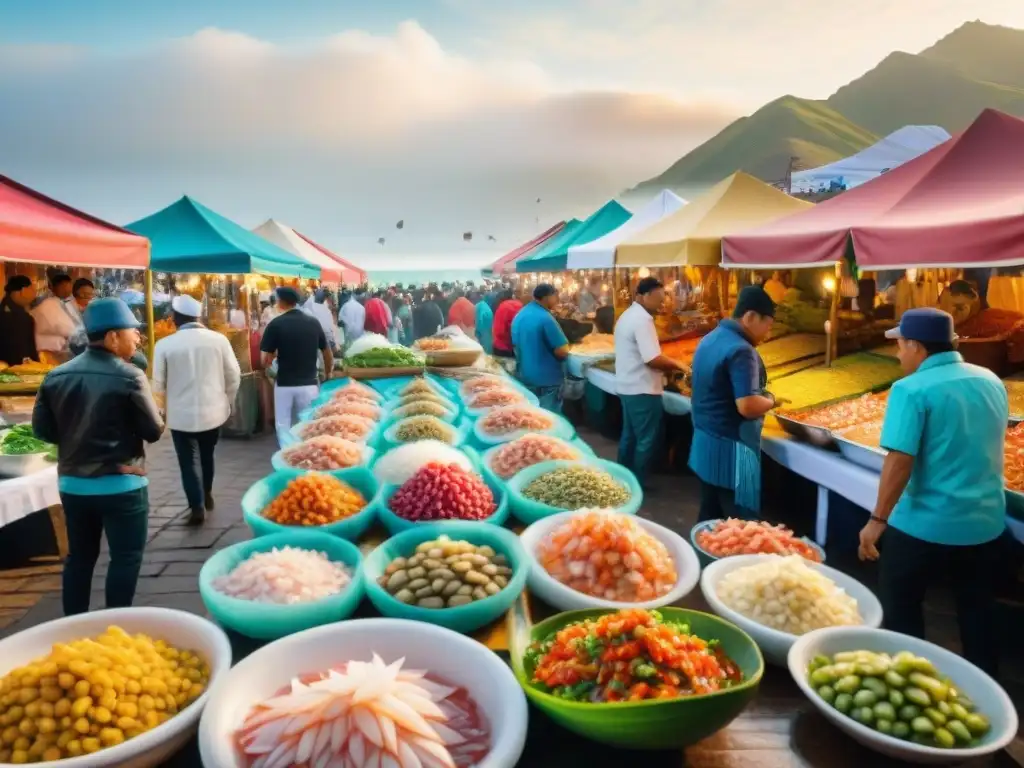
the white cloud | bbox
[0,22,736,261]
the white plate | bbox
[700,554,882,666]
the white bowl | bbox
[198,618,528,768]
[789,626,1019,764]
[700,554,883,666]
[0,607,231,768]
[519,509,701,611]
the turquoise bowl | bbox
[378,416,471,452]
[362,521,527,633]
[313,377,386,405]
[505,458,643,525]
[270,443,376,472]
[382,397,460,424]
[511,607,764,749]
[471,408,576,447]
[377,472,509,535]
[198,529,365,640]
[241,467,381,541]
[689,519,826,568]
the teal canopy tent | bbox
[516,201,631,273]
[127,196,321,278]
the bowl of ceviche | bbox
[690,518,825,567]
[510,607,763,749]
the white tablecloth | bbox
[0,466,60,528]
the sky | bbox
[2,0,1023,269]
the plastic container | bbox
[297,398,386,424]
[505,458,643,525]
[198,530,365,640]
[242,466,381,541]
[270,441,375,471]
[471,406,576,447]
[464,388,540,419]
[361,521,528,633]
[479,436,593,487]
[690,519,826,568]
[377,471,509,535]
[379,414,470,451]
[314,376,385,404]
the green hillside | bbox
[634,96,877,192]
[632,21,1024,193]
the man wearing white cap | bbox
[153,295,242,526]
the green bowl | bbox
[377,472,509,534]
[362,521,528,633]
[241,467,381,541]
[198,529,365,640]
[505,458,643,525]
[512,607,764,749]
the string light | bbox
[822,276,837,293]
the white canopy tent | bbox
[790,125,951,195]
[251,218,344,284]
[566,189,686,269]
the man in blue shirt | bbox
[859,308,1006,677]
[511,283,569,412]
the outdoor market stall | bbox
[292,228,367,285]
[483,221,567,277]
[516,199,631,274]
[251,218,346,285]
[566,189,685,270]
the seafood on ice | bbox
[315,399,383,422]
[298,413,376,442]
[466,389,524,409]
[282,436,365,470]
[235,654,490,768]
[478,406,554,436]
[214,547,352,605]
[329,380,382,403]
[460,377,506,397]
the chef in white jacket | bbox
[32,273,79,357]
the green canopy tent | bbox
[516,201,631,273]
[127,196,321,278]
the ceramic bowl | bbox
[689,519,826,567]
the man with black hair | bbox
[511,283,569,412]
[32,272,79,357]
[0,275,38,365]
[614,277,687,487]
[261,286,332,446]
[33,298,164,616]
[153,295,241,526]
[689,285,778,521]
[305,288,339,351]
[858,308,1006,677]
[412,288,445,341]
[70,277,95,317]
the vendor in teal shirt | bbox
[859,308,1006,678]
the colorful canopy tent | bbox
[127,196,320,278]
[0,174,149,268]
[616,173,813,267]
[790,126,951,195]
[567,190,686,270]
[723,109,1024,269]
[517,201,631,273]
[483,221,567,276]
[292,230,367,285]
[251,219,343,284]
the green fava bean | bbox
[834,675,861,694]
[934,727,955,749]
[884,669,907,689]
[949,702,970,721]
[873,702,896,722]
[809,667,835,686]
[852,706,874,725]
[833,693,854,714]
[910,656,938,676]
[924,707,947,726]
[911,716,936,736]
[909,672,949,703]
[852,689,878,708]
[875,719,893,735]
[888,689,905,708]
[957,695,975,712]
[899,704,922,721]
[946,720,972,744]
[965,713,990,736]
[891,721,911,740]
[817,685,836,704]
[861,677,888,698]
[808,655,832,672]
[936,701,952,716]
[904,686,932,708]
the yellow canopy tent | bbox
[615,172,814,267]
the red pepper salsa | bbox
[526,609,743,703]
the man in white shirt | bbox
[152,295,241,526]
[32,273,80,358]
[613,277,687,488]
[339,291,365,345]
[304,289,339,351]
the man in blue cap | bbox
[859,307,1006,677]
[33,298,164,616]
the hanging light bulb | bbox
[822,276,837,293]
[637,267,651,278]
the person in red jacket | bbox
[491,288,523,372]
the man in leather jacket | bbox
[33,298,164,616]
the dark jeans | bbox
[618,394,663,488]
[698,480,757,522]
[61,488,149,616]
[879,526,1000,678]
[523,384,563,414]
[171,427,219,510]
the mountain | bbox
[633,21,1024,194]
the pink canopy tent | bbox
[0,174,149,268]
[293,230,367,285]
[723,109,1024,270]
[486,222,566,275]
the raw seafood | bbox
[715,555,861,635]
[768,353,901,412]
[296,413,375,442]
[396,391,452,409]
[838,419,883,449]
[214,547,352,604]
[394,415,455,444]
[373,441,473,485]
[522,467,630,510]
[391,400,452,420]
[478,405,554,435]
[380,535,513,608]
[696,519,823,561]
[460,377,506,396]
[235,655,491,768]
[537,511,677,602]
[314,399,383,422]
[281,436,365,470]
[0,626,209,762]
[402,378,440,397]
[487,434,580,479]
[390,463,496,522]
[328,380,381,403]
[467,388,525,409]
[784,392,889,431]
[807,650,991,747]
[263,473,367,525]
[526,609,742,702]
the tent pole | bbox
[144,269,156,369]
[828,263,841,366]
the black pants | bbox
[698,480,757,522]
[61,488,149,616]
[879,526,1000,678]
[171,427,219,510]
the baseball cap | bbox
[83,298,141,335]
[885,307,957,343]
[171,294,203,318]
